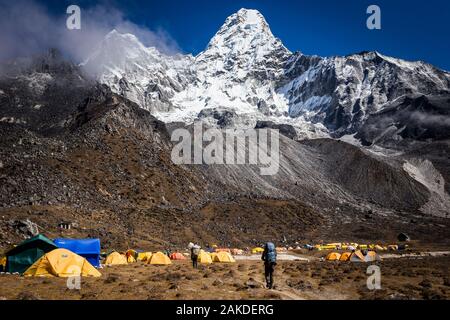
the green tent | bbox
[6,234,57,274]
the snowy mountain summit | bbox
[82,8,450,142]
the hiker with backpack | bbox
[261,242,277,289]
[188,243,201,269]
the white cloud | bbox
[0,0,181,63]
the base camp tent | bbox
[213,251,236,263]
[364,251,381,262]
[137,252,152,262]
[6,234,57,274]
[397,233,410,242]
[251,247,264,254]
[104,252,128,265]
[127,255,136,263]
[210,252,218,261]
[170,252,186,260]
[215,248,231,253]
[0,256,6,272]
[126,249,139,260]
[339,252,352,261]
[349,250,366,262]
[24,249,101,277]
[147,252,172,265]
[53,238,101,268]
[350,250,381,262]
[198,251,213,264]
[326,252,341,261]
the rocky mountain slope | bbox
[1,52,449,249]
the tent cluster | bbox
[103,250,189,266]
[314,242,407,252]
[101,248,236,266]
[326,250,381,262]
[1,234,102,277]
[197,250,236,264]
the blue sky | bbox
[4,0,450,70]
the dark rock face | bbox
[356,95,450,146]
[281,51,450,139]
[255,121,298,140]
[197,108,238,128]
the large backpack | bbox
[192,246,201,256]
[264,242,277,263]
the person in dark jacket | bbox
[261,242,277,289]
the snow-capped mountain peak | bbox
[81,8,450,141]
[205,8,273,50]
[197,8,290,77]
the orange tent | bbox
[170,252,186,260]
[350,250,366,262]
[339,252,352,261]
[326,252,341,261]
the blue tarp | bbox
[53,238,101,268]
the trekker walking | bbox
[261,242,277,289]
[189,243,200,269]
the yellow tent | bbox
[125,249,138,259]
[209,252,218,261]
[374,245,385,251]
[317,245,337,251]
[24,249,101,277]
[213,251,235,263]
[127,255,136,263]
[326,252,341,261]
[147,252,171,265]
[251,247,264,254]
[339,252,352,261]
[104,252,128,265]
[326,243,342,249]
[137,252,152,262]
[198,251,213,264]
